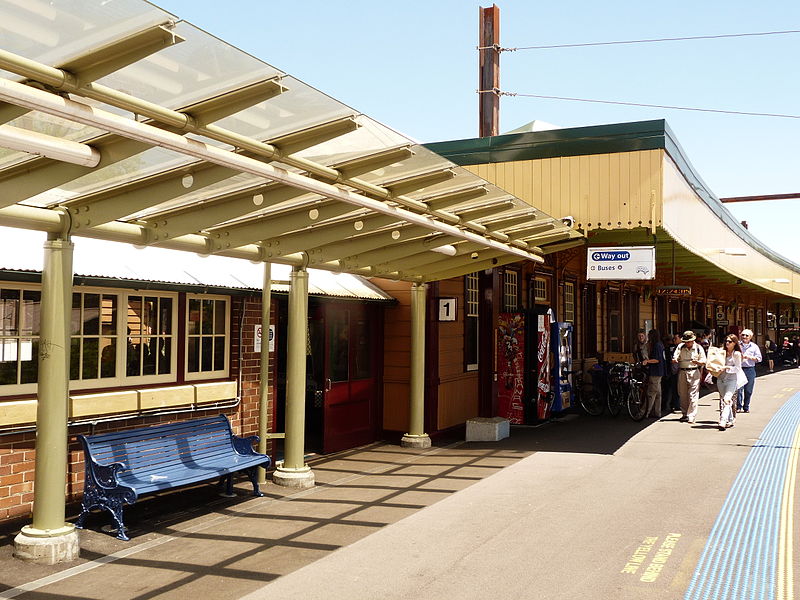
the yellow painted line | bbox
[784,388,795,392]
[777,425,800,600]
[775,394,786,399]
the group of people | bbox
[632,328,763,431]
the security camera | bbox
[561,215,575,228]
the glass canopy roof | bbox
[0,0,582,282]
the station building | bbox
[0,0,799,562]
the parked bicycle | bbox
[571,366,605,416]
[606,362,648,421]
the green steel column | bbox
[31,237,75,534]
[272,266,314,488]
[402,282,431,448]
[257,261,271,484]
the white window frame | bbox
[0,284,178,396]
[503,270,519,312]
[122,291,178,386]
[533,277,548,303]
[0,283,42,396]
[465,273,479,372]
[185,293,230,381]
[563,281,576,323]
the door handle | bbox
[325,378,332,391]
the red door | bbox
[320,303,381,454]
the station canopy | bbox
[0,0,581,283]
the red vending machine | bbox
[534,309,554,421]
[496,312,525,424]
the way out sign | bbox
[587,246,656,280]
[254,324,275,353]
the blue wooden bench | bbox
[75,415,271,540]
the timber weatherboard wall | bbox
[463,149,662,233]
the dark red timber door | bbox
[321,302,381,454]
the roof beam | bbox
[261,213,402,259]
[307,226,439,265]
[268,117,360,155]
[518,230,574,246]
[539,239,586,255]
[366,240,486,274]
[204,201,361,253]
[322,231,458,268]
[59,25,185,85]
[419,253,525,283]
[454,200,516,222]
[422,186,489,211]
[146,183,314,241]
[482,212,541,232]
[383,169,456,196]
[332,146,414,179]
[65,161,238,227]
[335,233,463,269]
[181,78,286,127]
[0,125,100,167]
[507,219,559,239]
[0,135,150,208]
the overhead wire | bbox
[476,28,800,120]
[477,29,800,52]
[481,91,800,120]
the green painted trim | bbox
[424,120,668,165]
[425,119,800,278]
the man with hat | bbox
[672,330,706,423]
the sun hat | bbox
[681,330,696,342]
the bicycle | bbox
[626,363,648,421]
[606,362,629,417]
[606,362,649,421]
[571,367,605,416]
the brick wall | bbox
[0,293,277,526]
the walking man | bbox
[737,329,762,413]
[672,330,706,424]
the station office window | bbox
[0,287,40,387]
[186,295,229,380]
[504,269,519,312]
[465,273,479,372]
[533,277,548,304]
[563,281,576,323]
[0,287,179,394]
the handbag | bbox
[736,367,748,390]
[706,346,726,377]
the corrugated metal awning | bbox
[0,226,393,301]
[0,0,581,283]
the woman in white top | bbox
[717,334,746,430]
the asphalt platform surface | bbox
[1,368,799,599]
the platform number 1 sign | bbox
[438,298,456,322]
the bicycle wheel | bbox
[627,381,647,421]
[579,386,604,416]
[607,384,623,416]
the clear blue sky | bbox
[153,0,800,262]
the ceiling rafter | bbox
[306,227,444,266]
[337,233,463,270]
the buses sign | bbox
[587,246,655,281]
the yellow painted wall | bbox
[464,149,663,232]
